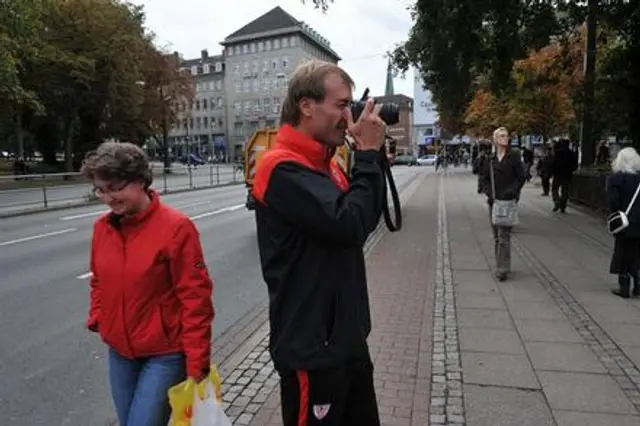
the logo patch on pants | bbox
[313,404,331,420]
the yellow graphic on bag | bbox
[168,364,224,426]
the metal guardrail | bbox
[0,163,243,214]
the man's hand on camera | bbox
[346,98,386,152]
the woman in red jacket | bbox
[81,142,214,426]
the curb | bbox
[0,181,245,219]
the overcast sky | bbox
[130,0,416,97]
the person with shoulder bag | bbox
[606,147,640,298]
[480,127,525,281]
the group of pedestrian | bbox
[78,55,640,426]
[81,59,389,426]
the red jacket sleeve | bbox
[87,224,101,332]
[170,219,214,379]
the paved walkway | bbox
[217,169,640,425]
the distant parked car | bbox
[394,154,418,166]
[179,153,205,165]
[417,154,438,166]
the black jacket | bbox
[481,149,525,203]
[252,124,384,372]
[552,147,578,179]
[607,172,640,238]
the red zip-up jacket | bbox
[86,191,214,378]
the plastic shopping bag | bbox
[168,364,232,426]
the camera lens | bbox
[349,101,400,126]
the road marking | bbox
[59,201,228,221]
[0,228,77,247]
[75,204,246,279]
[190,204,245,220]
[59,210,107,221]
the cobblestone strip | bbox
[220,333,279,425]
[430,177,466,425]
[513,239,640,410]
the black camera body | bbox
[349,88,400,126]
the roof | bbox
[224,6,299,40]
[221,6,341,61]
[374,94,413,108]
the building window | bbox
[243,80,250,93]
[189,118,194,128]
[272,59,278,69]
[265,40,271,50]
[244,101,250,114]
[235,45,240,55]
[191,66,197,76]
[217,97,223,108]
[258,41,264,52]
[215,62,222,72]
[252,60,258,73]
[290,36,296,47]
[203,117,208,128]
[227,47,233,56]
[210,97,216,108]
[204,64,211,73]
[196,117,201,128]
[282,37,288,48]
[235,82,241,93]
[274,38,280,49]
[234,102,241,115]
[233,64,240,74]
[282,57,289,69]
[202,99,208,110]
[273,97,280,113]
[242,44,248,54]
[195,100,200,110]
[250,43,256,53]
[263,79,270,91]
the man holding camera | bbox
[252,60,386,425]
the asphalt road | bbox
[0,163,242,214]
[0,165,428,426]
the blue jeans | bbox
[108,348,186,426]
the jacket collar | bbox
[276,124,335,171]
[107,189,159,230]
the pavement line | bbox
[0,227,77,247]
[190,204,245,220]
[59,210,108,221]
[75,203,247,279]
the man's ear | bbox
[299,98,313,119]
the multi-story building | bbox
[168,49,226,160]
[413,71,440,157]
[375,94,414,156]
[220,6,341,161]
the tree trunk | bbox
[15,111,24,159]
[64,117,75,174]
[579,0,597,166]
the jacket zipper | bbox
[119,229,135,357]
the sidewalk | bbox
[216,169,640,426]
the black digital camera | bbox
[349,88,400,126]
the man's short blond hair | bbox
[280,60,354,126]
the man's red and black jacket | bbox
[252,124,385,372]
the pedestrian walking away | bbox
[81,142,215,426]
[252,60,386,426]
[481,127,525,282]
[551,139,578,213]
[607,147,640,298]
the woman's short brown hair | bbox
[81,141,152,189]
[280,60,354,126]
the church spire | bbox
[384,59,394,96]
